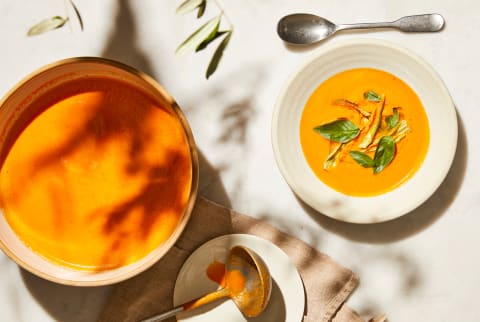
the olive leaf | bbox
[364,90,382,102]
[197,1,206,18]
[386,107,400,129]
[314,119,360,143]
[196,30,227,52]
[68,0,84,31]
[27,16,69,36]
[349,151,375,168]
[206,30,232,79]
[373,136,396,173]
[176,0,205,14]
[176,15,221,56]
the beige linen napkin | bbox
[98,198,365,322]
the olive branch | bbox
[176,0,233,79]
[27,0,231,79]
[27,0,83,36]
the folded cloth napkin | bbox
[97,198,365,322]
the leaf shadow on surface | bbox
[299,111,467,243]
[350,247,422,319]
[217,98,255,145]
[180,62,265,204]
[255,211,323,269]
[101,0,156,80]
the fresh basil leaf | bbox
[314,119,360,143]
[68,0,83,31]
[196,30,227,52]
[364,90,382,102]
[373,136,396,174]
[206,30,232,79]
[27,16,68,36]
[349,151,374,168]
[176,0,204,14]
[386,107,400,129]
[176,15,221,56]
[197,0,206,18]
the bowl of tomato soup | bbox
[0,58,198,285]
[272,39,457,223]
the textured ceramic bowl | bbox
[272,39,457,223]
[0,58,199,285]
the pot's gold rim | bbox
[0,57,199,286]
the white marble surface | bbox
[0,0,477,321]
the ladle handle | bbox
[138,288,230,322]
[138,306,183,322]
[337,14,445,32]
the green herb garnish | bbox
[364,90,382,102]
[350,136,396,174]
[386,107,400,129]
[324,143,344,169]
[373,136,396,173]
[333,99,371,118]
[314,119,360,143]
[318,91,408,174]
[349,151,375,168]
[358,97,385,149]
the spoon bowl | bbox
[277,14,337,45]
[277,13,445,45]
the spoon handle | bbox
[337,14,445,32]
[138,288,230,322]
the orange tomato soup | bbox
[300,68,429,196]
[0,77,192,270]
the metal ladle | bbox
[277,13,445,45]
[140,246,272,322]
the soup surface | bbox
[0,77,192,270]
[300,68,429,196]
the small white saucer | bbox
[173,234,305,322]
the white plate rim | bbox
[173,233,305,322]
[271,38,457,224]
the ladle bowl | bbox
[140,245,272,322]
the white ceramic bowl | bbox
[272,39,457,223]
[0,58,199,285]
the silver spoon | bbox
[277,13,445,45]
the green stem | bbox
[211,0,234,29]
